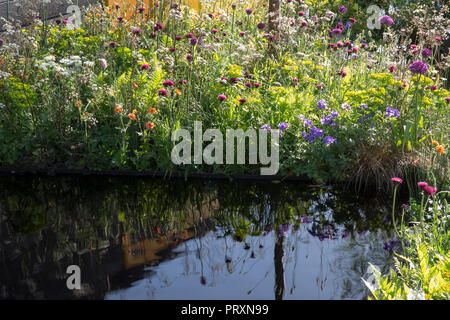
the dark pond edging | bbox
[0,167,314,182]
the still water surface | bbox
[0,175,395,299]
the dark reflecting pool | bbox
[0,175,396,300]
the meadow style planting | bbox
[0,0,448,185]
[0,0,449,299]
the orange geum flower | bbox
[132,81,139,88]
[148,107,158,114]
[132,109,138,114]
[436,145,445,155]
[128,113,136,120]
[432,140,439,146]
[175,89,182,95]
[146,121,155,130]
[114,105,122,113]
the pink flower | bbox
[417,182,428,188]
[391,177,403,184]
[163,80,175,87]
[218,94,227,101]
[140,64,150,70]
[423,186,437,196]
[98,58,108,70]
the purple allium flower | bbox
[138,7,145,13]
[186,54,193,61]
[303,119,312,127]
[330,111,339,118]
[385,107,400,118]
[421,48,432,59]
[260,124,272,132]
[185,32,193,39]
[338,6,347,14]
[257,22,266,29]
[232,4,237,9]
[317,99,328,109]
[218,94,227,101]
[190,37,198,45]
[245,8,253,15]
[323,136,337,145]
[379,15,394,26]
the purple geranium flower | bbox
[317,99,328,109]
[385,107,400,118]
[330,111,339,118]
[306,135,316,143]
[260,124,272,132]
[321,116,332,125]
[303,119,312,128]
[323,136,337,145]
[310,126,323,137]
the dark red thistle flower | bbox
[158,89,168,96]
[163,80,175,87]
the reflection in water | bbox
[0,175,395,299]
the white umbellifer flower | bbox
[407,289,425,300]
[84,61,95,68]
[44,56,56,62]
[0,103,5,109]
